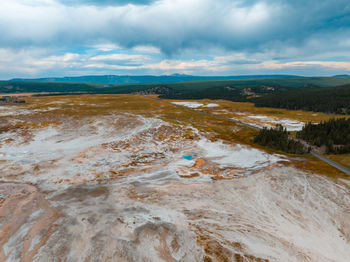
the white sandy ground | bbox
[0,115,284,186]
[0,113,349,261]
[196,139,283,169]
[172,102,219,108]
[0,105,60,117]
[241,115,305,131]
[0,105,32,116]
[170,102,304,131]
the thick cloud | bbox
[59,0,155,6]
[0,0,349,77]
[1,0,349,54]
[2,46,349,79]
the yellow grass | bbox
[1,94,348,179]
[0,93,38,97]
[327,154,350,170]
[165,99,349,123]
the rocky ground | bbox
[0,96,349,262]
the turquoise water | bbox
[182,155,193,160]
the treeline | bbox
[0,81,172,95]
[253,125,308,154]
[160,85,290,101]
[160,86,246,101]
[296,118,350,154]
[0,81,99,94]
[254,85,350,114]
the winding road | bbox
[143,95,350,176]
[310,151,350,175]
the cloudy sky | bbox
[0,0,350,79]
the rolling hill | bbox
[11,74,299,84]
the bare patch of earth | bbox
[0,109,349,261]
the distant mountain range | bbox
[333,74,350,77]
[11,74,301,84]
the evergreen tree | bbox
[254,125,307,154]
[296,118,350,154]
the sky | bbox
[0,0,350,79]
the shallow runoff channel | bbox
[142,95,350,176]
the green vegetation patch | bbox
[254,85,350,114]
[254,125,308,154]
[297,118,350,154]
